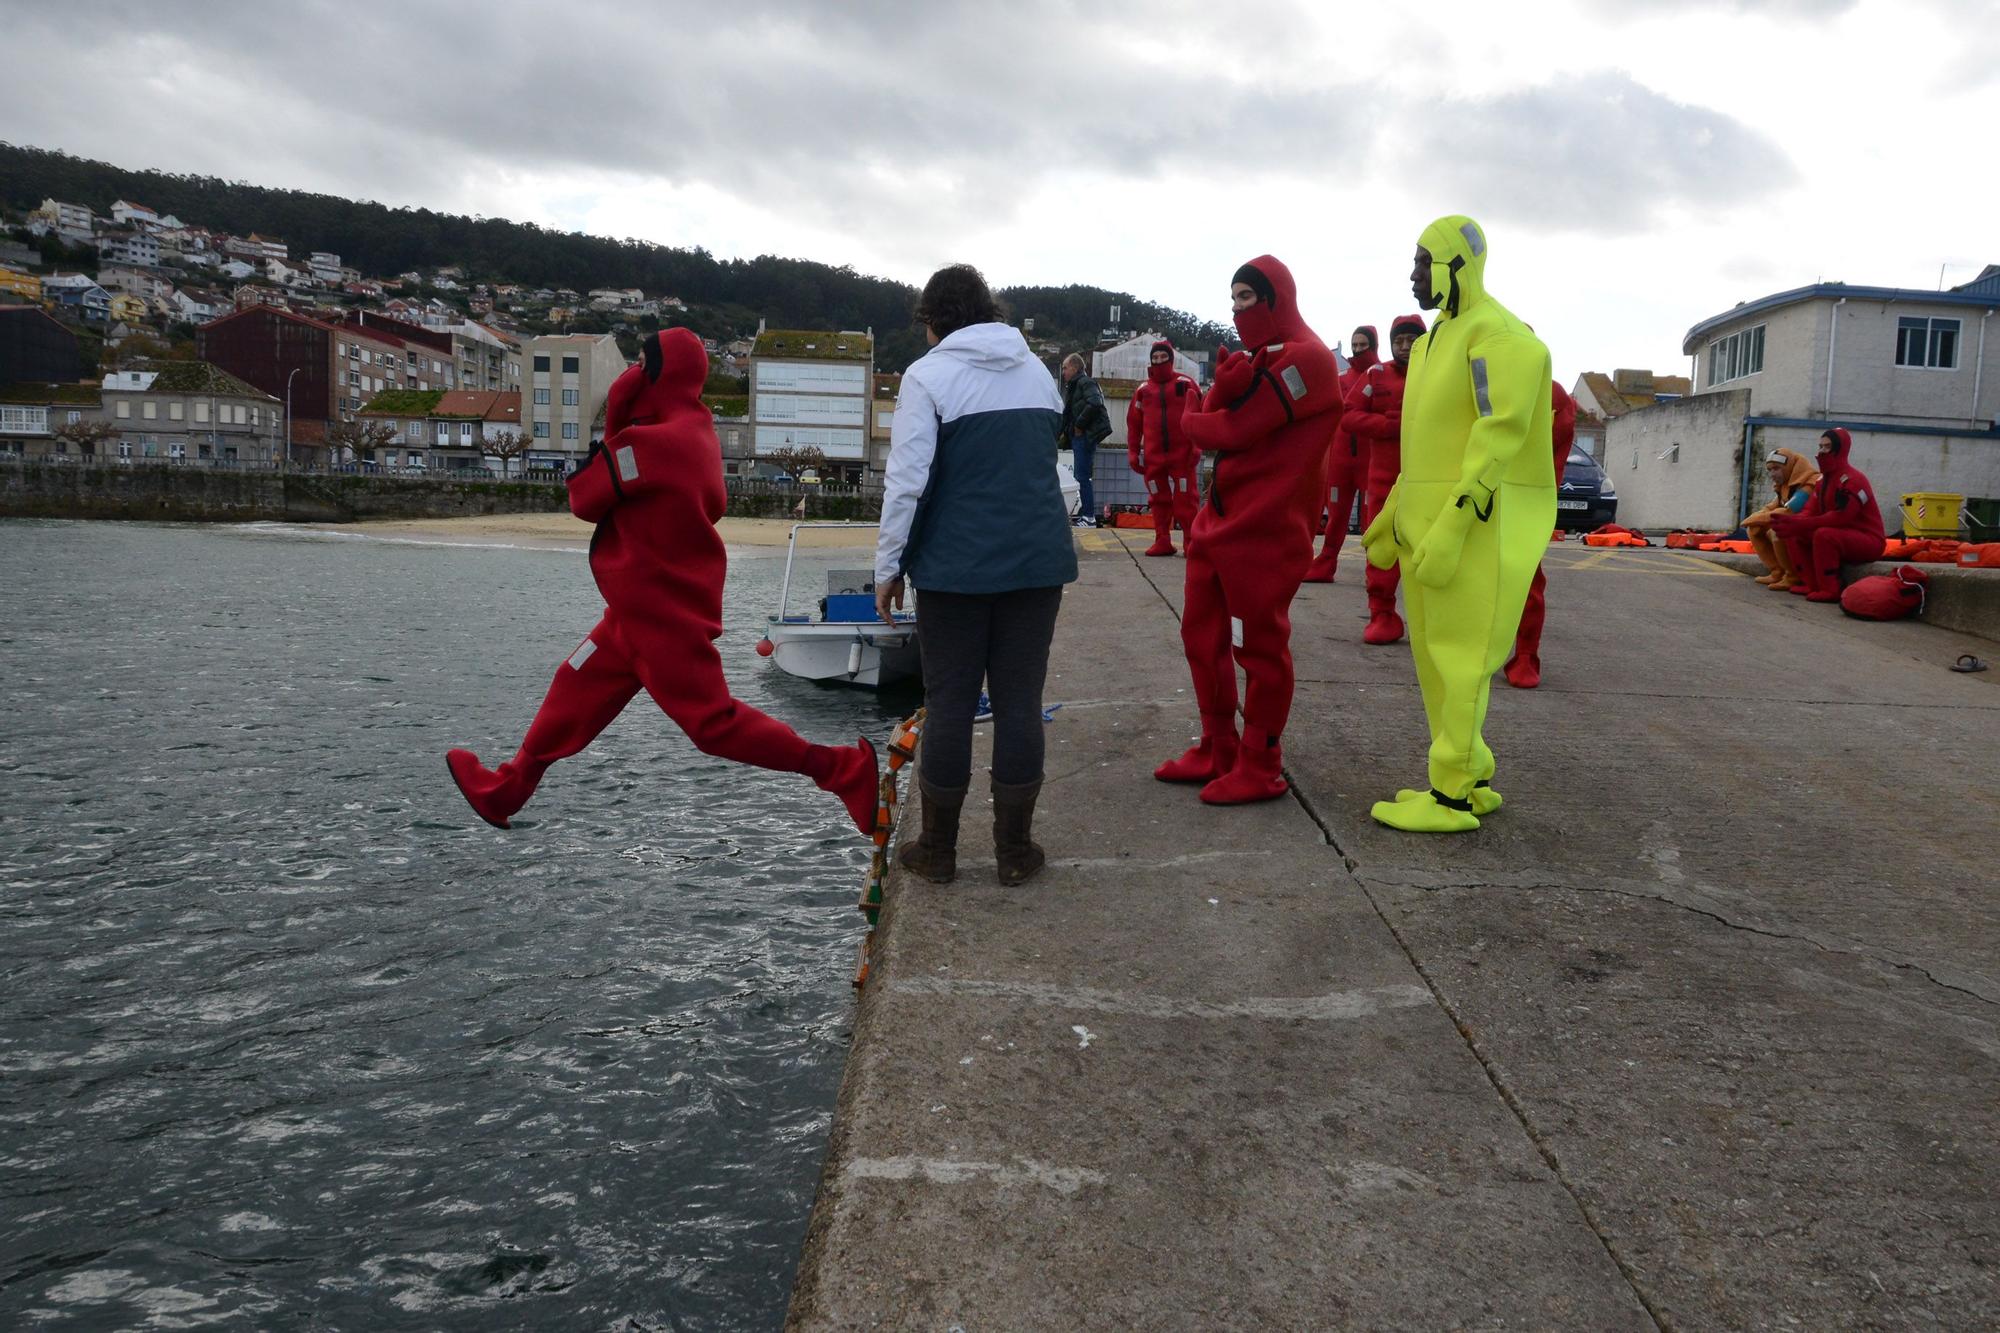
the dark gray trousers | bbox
[915,586,1063,789]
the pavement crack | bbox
[1374,874,2000,1010]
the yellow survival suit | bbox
[1363,216,1555,832]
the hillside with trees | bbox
[0,143,1231,371]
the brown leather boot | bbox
[896,777,965,884]
[990,776,1046,886]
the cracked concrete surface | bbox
[789,534,1998,1331]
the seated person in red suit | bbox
[1771,427,1886,603]
[445,328,879,832]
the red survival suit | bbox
[1342,313,1429,644]
[1125,339,1200,556]
[1302,326,1379,582]
[1773,427,1886,602]
[446,328,878,832]
[1502,381,1578,687]
[1155,256,1340,804]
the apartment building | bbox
[1605,266,2000,529]
[98,230,161,268]
[95,362,282,463]
[521,332,624,467]
[748,328,875,483]
[454,321,521,392]
[197,305,418,450]
[359,388,524,471]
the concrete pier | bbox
[788,534,1999,1331]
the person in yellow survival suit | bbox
[1361,216,1556,832]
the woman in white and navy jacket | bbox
[873,264,1078,888]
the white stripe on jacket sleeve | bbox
[875,370,938,586]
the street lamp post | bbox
[283,367,301,474]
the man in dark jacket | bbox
[1059,353,1112,527]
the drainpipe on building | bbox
[1738,419,1758,523]
[1972,309,1994,428]
[1822,297,1847,415]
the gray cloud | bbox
[1398,72,1796,233]
[0,1,1786,248]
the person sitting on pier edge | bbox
[1155,255,1340,804]
[877,264,1078,886]
[1303,324,1380,582]
[1340,313,1428,644]
[1363,215,1556,832]
[1744,447,1818,591]
[1772,428,1886,602]
[1125,338,1200,556]
[1058,353,1112,528]
[445,327,879,833]
[1501,379,1579,689]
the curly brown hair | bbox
[914,263,1005,339]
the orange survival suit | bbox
[445,328,878,832]
[1154,256,1340,804]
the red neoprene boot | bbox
[1154,713,1240,784]
[1301,541,1338,583]
[1503,651,1541,689]
[1200,726,1288,804]
[1144,499,1176,556]
[803,737,880,834]
[1362,609,1404,645]
[446,748,539,829]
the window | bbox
[1706,324,1764,386]
[533,421,549,438]
[561,388,578,406]
[458,423,472,443]
[251,408,260,426]
[533,354,550,372]
[1896,316,1960,369]
[562,422,578,440]
[561,356,579,374]
[534,388,550,405]
[437,424,450,444]
[119,441,133,458]
[169,402,184,421]
[0,405,49,433]
[168,442,185,460]
[337,341,348,357]
[142,401,158,420]
[407,421,422,440]
[194,401,210,423]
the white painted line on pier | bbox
[1050,849,1275,871]
[846,1155,1108,1197]
[890,978,1432,1023]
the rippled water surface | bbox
[0,520,911,1330]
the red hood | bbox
[1348,325,1380,374]
[1147,338,1177,384]
[1388,312,1428,367]
[1231,255,1318,349]
[606,327,709,437]
[1817,426,1853,470]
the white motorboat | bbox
[757,522,921,689]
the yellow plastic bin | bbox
[1900,492,1963,539]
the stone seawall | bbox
[0,463,883,524]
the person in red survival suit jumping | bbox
[1500,380,1579,687]
[1341,313,1428,644]
[1302,325,1379,582]
[445,328,879,832]
[1154,256,1341,804]
[1772,426,1887,602]
[1125,338,1200,556]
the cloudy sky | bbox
[6,0,1995,381]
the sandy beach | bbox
[330,513,878,552]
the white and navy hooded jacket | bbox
[875,322,1080,595]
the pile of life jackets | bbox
[1582,523,1651,548]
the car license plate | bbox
[1557,499,1588,510]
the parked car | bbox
[1555,448,1618,531]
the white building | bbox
[1091,332,1205,384]
[1605,267,2000,530]
[749,328,875,484]
[30,197,96,243]
[109,200,159,229]
[98,231,161,268]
